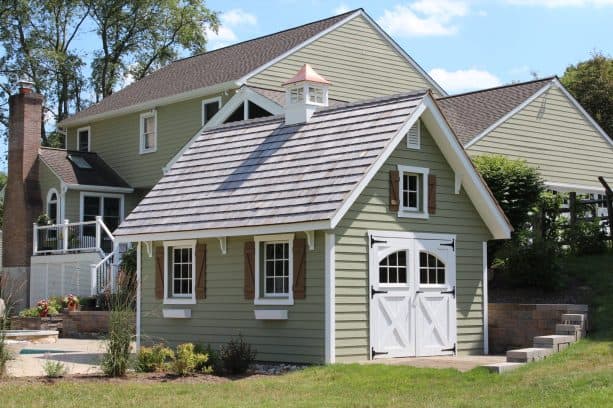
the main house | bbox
[2,8,611,362]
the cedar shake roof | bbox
[437,77,554,145]
[115,91,427,237]
[59,10,357,127]
[39,147,131,188]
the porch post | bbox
[136,241,142,351]
[90,263,97,296]
[325,232,336,364]
[63,219,69,253]
[95,216,102,251]
[32,223,38,255]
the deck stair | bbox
[483,310,587,374]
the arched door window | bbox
[379,251,408,284]
[46,189,59,224]
[419,252,445,285]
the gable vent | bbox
[406,121,420,149]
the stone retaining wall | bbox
[488,303,588,354]
[62,311,110,337]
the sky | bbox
[2,0,612,172]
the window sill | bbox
[139,148,157,155]
[163,297,196,305]
[254,309,288,320]
[397,210,429,219]
[254,297,294,306]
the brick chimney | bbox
[3,81,43,271]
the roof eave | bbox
[58,80,239,128]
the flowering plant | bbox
[63,294,80,307]
[36,299,50,317]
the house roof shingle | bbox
[114,91,427,237]
[60,10,357,127]
[437,77,554,145]
[39,147,131,189]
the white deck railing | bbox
[33,216,114,256]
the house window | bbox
[255,234,294,305]
[202,97,221,126]
[308,86,324,104]
[77,127,90,152]
[379,251,408,285]
[398,165,429,219]
[46,189,59,225]
[139,111,157,154]
[419,252,445,285]
[289,87,304,104]
[163,240,196,304]
[81,193,123,253]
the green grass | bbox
[1,253,611,407]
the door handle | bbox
[371,286,388,299]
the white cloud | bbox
[206,9,257,50]
[334,3,351,14]
[378,1,469,37]
[505,0,613,7]
[429,68,502,93]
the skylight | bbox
[68,154,92,169]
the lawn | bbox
[1,253,611,407]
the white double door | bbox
[369,232,457,359]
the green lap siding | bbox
[38,160,61,217]
[140,232,326,364]
[247,15,441,101]
[467,86,613,190]
[334,124,491,362]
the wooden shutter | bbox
[428,174,437,214]
[390,170,400,212]
[155,246,164,299]
[244,241,255,299]
[293,239,307,299]
[195,243,206,299]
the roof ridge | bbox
[161,9,361,67]
[439,76,556,100]
[39,146,67,152]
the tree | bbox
[473,155,544,232]
[88,0,219,100]
[561,52,613,139]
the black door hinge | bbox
[371,347,389,359]
[441,286,456,298]
[441,239,455,252]
[371,286,389,299]
[370,236,387,248]
[441,343,456,354]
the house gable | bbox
[247,14,444,101]
[334,122,492,362]
[466,83,613,191]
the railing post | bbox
[90,263,98,296]
[32,222,38,255]
[95,216,102,252]
[63,219,69,253]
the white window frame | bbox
[418,251,447,289]
[79,192,125,224]
[201,96,222,126]
[76,126,91,152]
[406,120,420,150]
[163,240,197,305]
[46,188,60,224]
[139,110,157,154]
[397,164,429,219]
[254,233,294,306]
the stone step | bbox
[561,313,585,323]
[556,324,585,339]
[506,347,553,363]
[533,334,575,351]
[482,362,525,374]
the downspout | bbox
[136,241,142,351]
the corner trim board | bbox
[482,241,489,355]
[325,231,336,364]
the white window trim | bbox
[406,120,420,150]
[139,110,157,154]
[46,188,60,223]
[79,192,125,223]
[201,96,222,126]
[254,233,294,306]
[163,240,197,305]
[397,164,429,219]
[76,126,91,152]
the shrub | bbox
[101,293,133,377]
[135,344,174,373]
[196,344,223,375]
[564,220,607,256]
[19,307,40,318]
[219,335,256,375]
[43,358,66,378]
[169,343,210,376]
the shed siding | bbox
[65,91,231,189]
[334,124,491,362]
[247,15,441,101]
[467,86,613,190]
[140,232,326,363]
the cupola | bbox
[282,64,330,125]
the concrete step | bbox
[506,347,553,363]
[561,313,585,323]
[482,362,525,374]
[556,324,585,339]
[533,334,575,351]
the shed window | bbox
[397,165,429,219]
[264,242,290,296]
[171,246,193,297]
[254,234,295,306]
[379,251,408,284]
[419,252,445,285]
